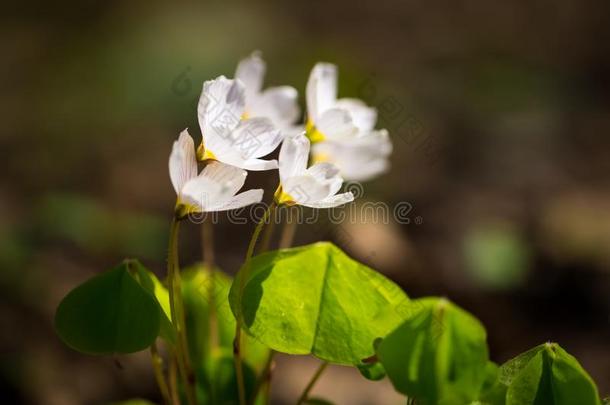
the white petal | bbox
[306,63,337,123]
[235,51,266,104]
[312,131,392,182]
[169,129,198,195]
[230,117,282,159]
[279,132,310,183]
[335,98,377,132]
[249,86,300,128]
[240,157,279,171]
[316,108,359,140]
[209,189,264,211]
[343,158,389,182]
[306,162,343,195]
[302,192,354,209]
[201,161,247,197]
[282,175,333,205]
[306,162,341,182]
[179,172,224,212]
[198,76,245,152]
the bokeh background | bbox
[2,1,609,404]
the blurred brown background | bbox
[1,0,609,404]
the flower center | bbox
[197,143,217,161]
[305,119,326,143]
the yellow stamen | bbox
[241,111,250,120]
[274,185,296,206]
[197,143,217,161]
[311,153,331,164]
[305,119,326,143]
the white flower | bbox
[305,63,392,181]
[275,133,354,208]
[197,76,282,171]
[170,130,263,215]
[235,51,301,133]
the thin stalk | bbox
[168,351,179,405]
[258,212,276,253]
[279,206,299,248]
[234,202,276,405]
[296,362,329,405]
[167,217,197,405]
[150,342,171,405]
[249,351,275,405]
[202,218,218,356]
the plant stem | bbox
[167,217,197,405]
[296,361,329,405]
[234,202,276,405]
[249,350,276,405]
[150,342,171,405]
[202,217,215,269]
[168,350,179,405]
[202,218,219,357]
[279,206,299,248]
[258,213,276,253]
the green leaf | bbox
[182,266,269,371]
[501,343,601,405]
[377,297,489,405]
[55,262,161,354]
[196,350,259,405]
[229,242,410,365]
[357,360,387,381]
[477,362,506,405]
[126,260,175,344]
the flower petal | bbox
[282,175,333,205]
[201,161,247,197]
[169,129,198,195]
[250,86,300,129]
[312,129,392,181]
[306,63,337,123]
[302,192,354,209]
[179,173,224,212]
[279,132,310,183]
[335,98,377,132]
[235,51,266,105]
[209,189,264,211]
[198,76,245,153]
[240,157,279,171]
[230,117,282,159]
[306,162,343,195]
[317,108,359,140]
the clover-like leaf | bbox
[55,261,161,354]
[126,260,175,344]
[377,297,489,405]
[182,266,269,371]
[500,343,601,405]
[229,242,410,365]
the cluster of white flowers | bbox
[169,52,392,215]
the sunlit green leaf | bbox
[196,349,259,405]
[126,259,175,344]
[55,262,161,354]
[182,266,269,371]
[500,343,601,405]
[229,242,410,365]
[477,362,506,405]
[377,297,489,405]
